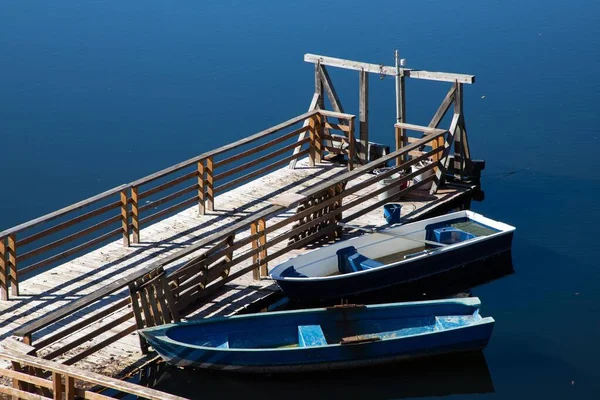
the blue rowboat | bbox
[139,297,494,372]
[270,210,515,301]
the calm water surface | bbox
[2,0,600,398]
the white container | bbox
[377,173,402,201]
[411,160,434,190]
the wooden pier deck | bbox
[0,158,473,375]
[0,53,480,399]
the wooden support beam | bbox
[308,116,317,167]
[0,238,7,301]
[314,113,323,164]
[453,82,465,175]
[120,190,130,247]
[305,53,475,84]
[131,186,140,243]
[318,65,346,115]
[8,234,17,297]
[429,84,456,130]
[52,372,62,400]
[359,69,369,164]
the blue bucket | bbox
[383,203,402,224]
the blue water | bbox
[2,0,600,398]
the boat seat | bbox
[298,325,328,347]
[336,246,384,274]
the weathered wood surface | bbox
[0,158,473,377]
[304,53,475,84]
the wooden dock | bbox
[0,52,480,399]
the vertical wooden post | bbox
[12,361,26,397]
[8,234,18,297]
[197,160,205,215]
[206,157,214,212]
[453,81,463,175]
[308,115,316,167]
[65,376,75,400]
[395,125,403,166]
[131,186,140,244]
[250,221,260,280]
[347,117,355,171]
[0,237,7,301]
[258,219,268,277]
[120,190,130,247]
[359,69,369,164]
[314,112,322,164]
[52,372,63,400]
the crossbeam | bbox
[305,54,475,84]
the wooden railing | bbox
[11,124,449,366]
[0,108,356,300]
[0,342,185,400]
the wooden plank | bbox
[304,53,475,84]
[258,219,267,277]
[0,185,129,238]
[250,222,259,280]
[428,84,456,130]
[347,117,355,171]
[0,368,52,389]
[0,385,51,400]
[137,170,197,200]
[359,69,369,164]
[289,93,320,169]
[394,123,446,135]
[65,376,74,400]
[323,122,350,132]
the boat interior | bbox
[165,302,485,350]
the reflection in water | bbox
[148,352,494,400]
[139,253,514,399]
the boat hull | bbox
[276,230,513,301]
[139,298,494,373]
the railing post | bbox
[65,375,75,400]
[258,219,268,277]
[197,160,205,215]
[347,116,355,171]
[8,234,18,297]
[131,186,140,244]
[314,112,323,164]
[52,372,63,400]
[395,125,404,166]
[250,221,260,280]
[0,237,7,301]
[206,156,214,212]
[308,115,316,167]
[120,190,130,247]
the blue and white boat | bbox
[270,210,515,301]
[139,297,494,372]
